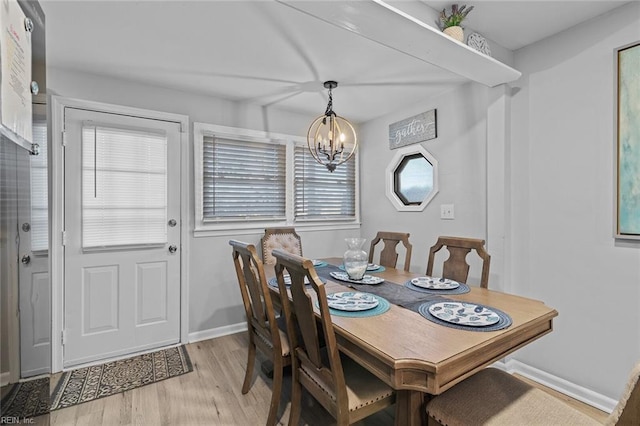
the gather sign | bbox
[389,109,437,149]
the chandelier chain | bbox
[324,87,334,117]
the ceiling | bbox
[40,0,629,123]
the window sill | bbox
[193,220,361,238]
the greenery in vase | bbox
[439,4,474,29]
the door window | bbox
[81,125,167,249]
[30,117,48,251]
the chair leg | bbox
[337,414,349,426]
[288,368,302,426]
[242,340,257,394]
[266,358,283,426]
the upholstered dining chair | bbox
[261,227,302,265]
[272,249,396,426]
[426,236,491,288]
[369,231,413,272]
[426,361,640,426]
[229,240,291,426]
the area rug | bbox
[0,377,50,420]
[50,345,192,410]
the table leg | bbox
[395,390,424,426]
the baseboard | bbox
[504,359,618,413]
[0,371,10,387]
[188,322,247,343]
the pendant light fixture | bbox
[307,81,357,172]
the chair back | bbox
[230,240,282,353]
[609,361,640,425]
[272,249,349,419]
[369,231,413,271]
[261,227,302,265]
[427,236,491,288]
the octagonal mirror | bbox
[385,145,438,211]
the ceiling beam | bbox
[277,0,521,87]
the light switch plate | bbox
[440,204,454,219]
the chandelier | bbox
[307,81,358,172]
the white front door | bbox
[18,101,50,377]
[63,107,181,367]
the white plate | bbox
[411,276,460,290]
[329,271,384,285]
[428,302,500,326]
[312,259,326,266]
[327,292,379,311]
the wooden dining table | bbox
[266,257,558,426]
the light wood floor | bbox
[5,333,607,425]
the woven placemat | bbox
[417,300,512,332]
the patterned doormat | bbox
[50,345,192,410]
[0,377,50,420]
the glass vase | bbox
[343,237,368,280]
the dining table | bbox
[266,257,558,426]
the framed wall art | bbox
[615,42,640,240]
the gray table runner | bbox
[315,264,444,309]
[315,263,512,331]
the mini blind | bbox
[202,136,286,220]
[82,125,167,248]
[294,146,356,219]
[30,119,48,251]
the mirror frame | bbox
[385,144,439,212]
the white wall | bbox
[359,82,489,281]
[48,68,359,335]
[509,2,640,401]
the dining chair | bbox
[369,231,413,271]
[426,236,491,288]
[261,227,302,265]
[229,240,291,426]
[426,361,640,426]
[272,249,396,426]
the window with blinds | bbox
[82,125,167,248]
[194,122,359,234]
[202,136,286,220]
[294,146,356,220]
[30,119,48,251]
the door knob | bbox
[21,255,31,265]
[169,245,177,253]
[168,219,177,227]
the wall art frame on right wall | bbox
[615,41,640,240]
